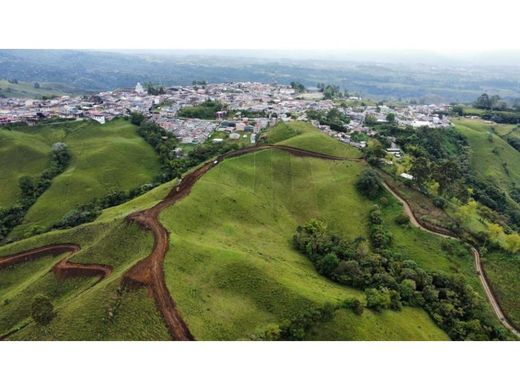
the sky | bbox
[2,0,520,52]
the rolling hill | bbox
[0,119,161,239]
[0,120,510,340]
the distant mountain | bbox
[1,49,520,102]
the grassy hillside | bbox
[453,118,520,196]
[5,119,161,239]
[159,147,448,340]
[0,218,169,340]
[0,79,70,98]
[0,129,51,208]
[2,119,507,340]
[481,250,520,330]
[267,121,362,158]
[306,307,449,341]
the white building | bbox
[135,82,145,95]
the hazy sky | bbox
[3,0,520,51]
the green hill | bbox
[0,182,177,340]
[266,121,362,158]
[0,79,71,98]
[1,119,161,239]
[0,130,51,208]
[453,118,520,198]
[1,120,507,340]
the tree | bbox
[365,288,391,312]
[486,223,504,243]
[356,169,383,199]
[410,156,431,186]
[316,253,339,276]
[475,93,491,110]
[33,82,40,89]
[386,113,396,123]
[31,294,55,325]
[130,111,145,126]
[504,233,520,253]
[19,176,35,199]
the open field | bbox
[267,121,362,158]
[160,148,449,340]
[453,118,520,195]
[481,250,520,330]
[0,120,511,340]
[0,79,70,98]
[3,119,161,239]
[306,307,449,341]
[0,129,51,208]
[0,216,169,340]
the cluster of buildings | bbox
[0,81,452,149]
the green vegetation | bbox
[293,214,506,340]
[306,307,449,340]
[0,213,169,340]
[0,79,69,99]
[31,294,55,326]
[306,108,350,131]
[1,119,161,240]
[158,128,450,340]
[177,100,225,119]
[265,121,361,158]
[0,129,52,208]
[481,250,520,329]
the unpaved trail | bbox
[382,181,520,338]
[0,244,112,279]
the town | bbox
[0,81,452,149]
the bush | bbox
[433,197,446,209]
[356,169,383,200]
[394,213,410,225]
[31,294,55,326]
[365,288,391,312]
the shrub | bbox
[433,197,446,209]
[365,288,391,312]
[31,294,55,326]
[356,169,383,200]
[394,213,410,225]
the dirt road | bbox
[0,244,112,279]
[382,181,520,338]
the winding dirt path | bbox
[382,181,520,338]
[0,244,112,279]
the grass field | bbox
[159,143,448,340]
[306,307,449,341]
[481,250,520,330]
[2,119,508,340]
[3,119,161,239]
[0,216,170,340]
[267,121,362,159]
[453,118,520,196]
[0,129,51,208]
[0,79,70,98]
